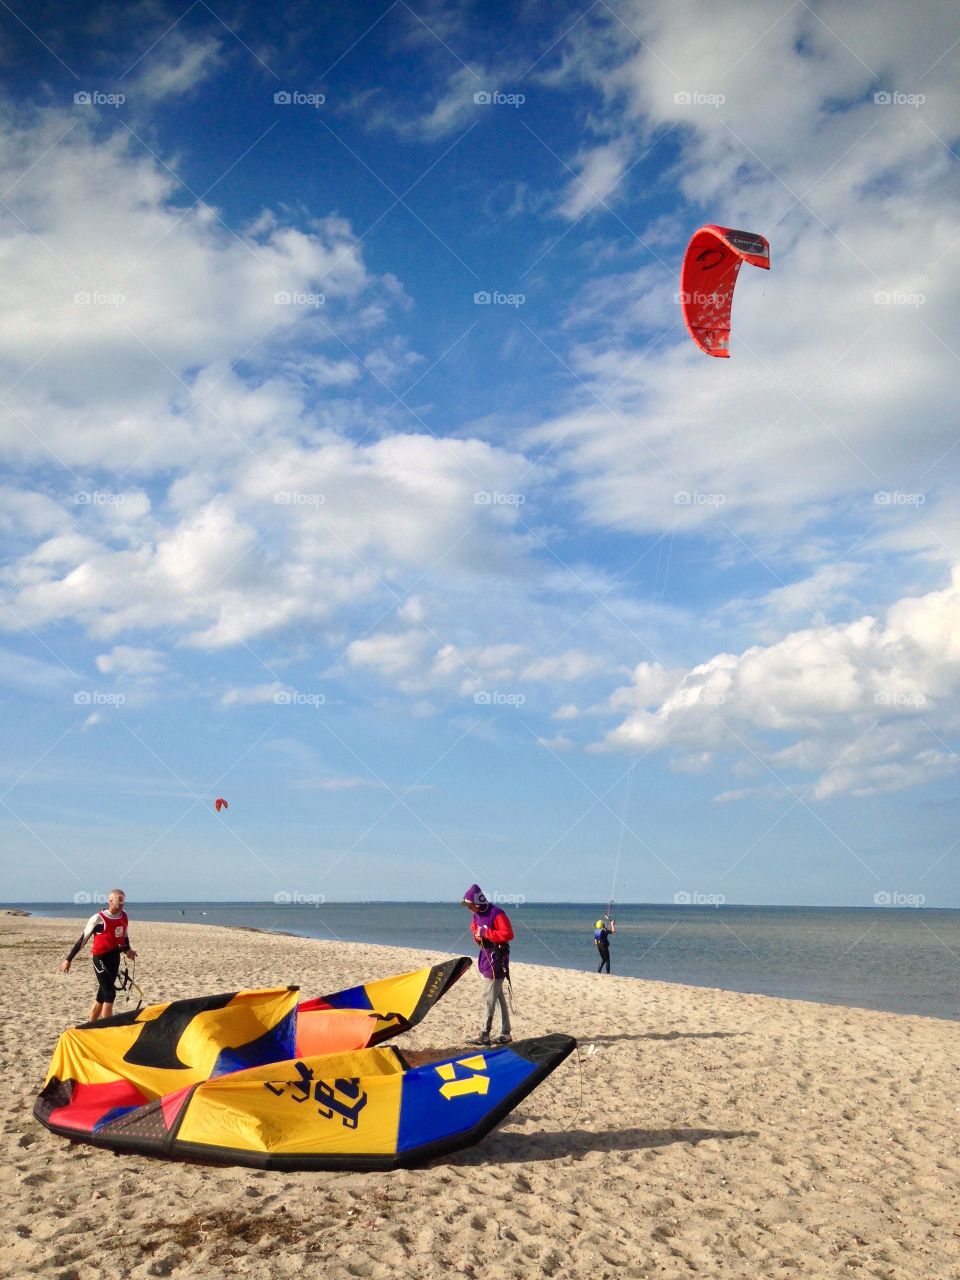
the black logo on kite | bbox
[264,1061,368,1128]
[696,248,727,270]
[122,993,235,1070]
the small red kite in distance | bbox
[215,797,228,812]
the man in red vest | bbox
[61,888,138,1021]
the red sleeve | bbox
[486,909,513,943]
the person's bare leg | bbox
[101,1002,114,1018]
[88,1001,103,1021]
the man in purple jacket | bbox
[461,883,514,1047]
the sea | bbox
[10,901,960,1022]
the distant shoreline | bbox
[5,899,959,911]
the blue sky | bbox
[1,0,959,906]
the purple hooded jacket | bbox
[463,883,514,979]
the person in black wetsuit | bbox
[594,915,615,973]
[61,889,137,1021]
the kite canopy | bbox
[35,959,576,1169]
[680,225,770,357]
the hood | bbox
[462,884,489,911]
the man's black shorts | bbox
[92,950,122,1003]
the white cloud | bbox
[524,650,609,681]
[0,647,75,693]
[0,110,541,654]
[552,703,580,721]
[559,141,630,220]
[595,566,960,797]
[95,646,166,676]
[132,33,225,102]
[221,682,288,708]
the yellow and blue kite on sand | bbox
[35,959,576,1169]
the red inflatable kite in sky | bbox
[680,225,769,357]
[215,797,228,812]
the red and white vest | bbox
[91,909,128,955]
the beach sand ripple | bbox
[3,915,959,1279]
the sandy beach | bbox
[3,911,959,1280]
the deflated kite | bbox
[35,958,576,1170]
[680,225,770,357]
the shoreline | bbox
[20,908,959,1026]
[5,912,960,1279]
